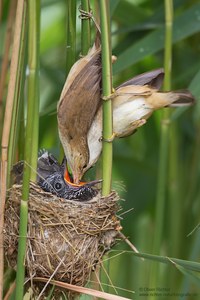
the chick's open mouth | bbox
[64,167,102,189]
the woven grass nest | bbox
[4,182,121,292]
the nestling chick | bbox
[37,151,100,201]
[12,150,100,201]
[57,37,101,184]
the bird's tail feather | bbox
[169,90,195,107]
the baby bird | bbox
[12,150,100,201]
[37,151,99,201]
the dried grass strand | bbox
[33,277,130,300]
[0,0,17,104]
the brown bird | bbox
[57,37,102,184]
[85,69,195,175]
[58,55,194,184]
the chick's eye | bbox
[54,181,64,191]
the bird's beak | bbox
[63,159,83,185]
[72,173,83,186]
[84,179,102,187]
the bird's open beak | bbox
[64,169,83,186]
[64,168,102,188]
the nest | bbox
[4,182,121,294]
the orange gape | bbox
[64,168,71,182]
[64,169,85,186]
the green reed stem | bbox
[150,0,173,294]
[99,1,113,196]
[167,0,181,288]
[81,0,91,56]
[15,1,40,299]
[7,9,27,187]
[154,0,173,251]
[66,0,76,75]
[29,0,40,182]
[59,0,77,160]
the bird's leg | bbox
[112,55,117,63]
[78,6,101,33]
[78,8,92,19]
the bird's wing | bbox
[113,85,154,107]
[57,49,102,140]
[117,68,164,90]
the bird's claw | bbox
[78,6,101,33]
[101,133,116,143]
[78,7,93,20]
[101,90,116,101]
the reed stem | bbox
[0,0,26,298]
[15,1,40,298]
[167,0,181,287]
[7,3,27,187]
[66,0,76,75]
[150,0,173,294]
[29,0,40,182]
[81,0,91,56]
[0,0,17,137]
[59,0,77,160]
[99,1,113,196]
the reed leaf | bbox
[133,252,200,273]
[113,3,200,74]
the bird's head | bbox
[67,149,89,184]
[40,172,69,198]
[59,134,89,184]
[37,150,100,201]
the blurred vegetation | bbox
[1,0,200,299]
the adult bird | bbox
[87,74,194,175]
[57,36,102,185]
[58,60,194,184]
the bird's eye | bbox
[54,181,64,191]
